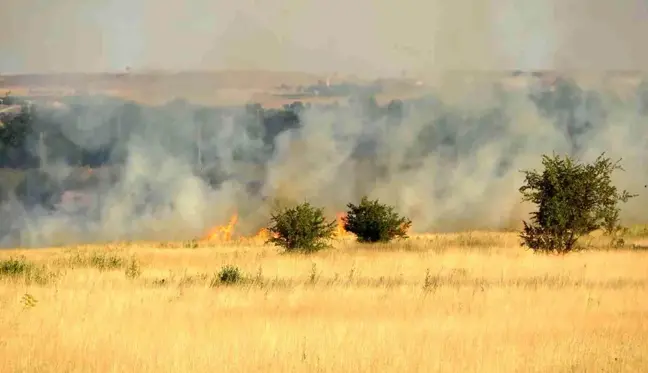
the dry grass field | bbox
[1,231,647,372]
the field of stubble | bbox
[1,232,647,373]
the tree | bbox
[343,196,412,243]
[266,202,337,253]
[519,153,636,254]
[0,103,36,168]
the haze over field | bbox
[1,1,648,248]
[2,0,648,75]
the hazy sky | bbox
[1,0,648,75]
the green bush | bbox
[0,256,34,277]
[267,202,336,253]
[343,196,412,243]
[214,265,243,286]
[519,153,636,254]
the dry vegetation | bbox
[1,231,647,372]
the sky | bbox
[1,0,648,75]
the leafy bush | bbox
[0,256,34,277]
[519,153,636,254]
[343,196,412,243]
[267,202,336,253]
[214,265,243,286]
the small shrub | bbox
[308,263,319,285]
[343,196,412,243]
[60,251,126,271]
[519,153,636,254]
[253,266,264,285]
[125,257,142,279]
[0,256,57,285]
[423,269,440,292]
[214,265,243,286]
[90,252,126,270]
[267,202,336,253]
[21,293,38,309]
[0,256,34,277]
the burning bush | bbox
[266,202,336,253]
[343,196,412,243]
[519,153,636,254]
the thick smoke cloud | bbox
[1,75,648,248]
[2,0,648,248]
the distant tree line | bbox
[1,76,647,202]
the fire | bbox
[205,213,238,241]
[203,214,276,243]
[253,228,272,242]
[202,211,350,243]
[336,212,352,237]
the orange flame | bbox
[253,227,272,242]
[203,214,278,243]
[336,212,352,237]
[203,212,349,243]
[205,213,238,241]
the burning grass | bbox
[201,211,351,246]
[0,232,647,372]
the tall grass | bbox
[0,232,646,372]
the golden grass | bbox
[1,231,647,372]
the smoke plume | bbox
[1,1,648,248]
[1,75,648,248]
